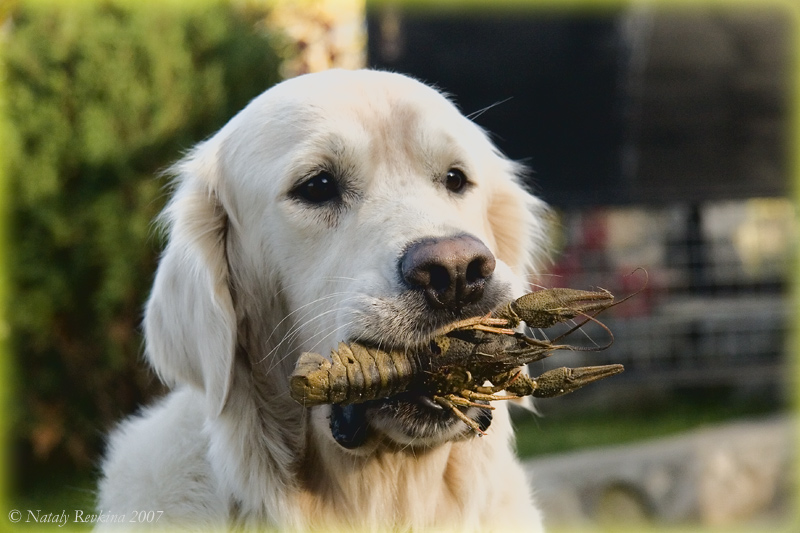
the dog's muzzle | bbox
[329,395,493,449]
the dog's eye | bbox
[444,168,469,193]
[293,171,341,204]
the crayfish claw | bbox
[525,364,625,398]
[497,288,615,328]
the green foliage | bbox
[3,0,283,488]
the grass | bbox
[512,391,784,458]
[9,471,96,531]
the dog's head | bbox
[144,69,549,451]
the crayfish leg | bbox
[470,324,517,336]
[474,383,507,394]
[433,395,488,436]
[441,393,497,410]
[460,390,518,403]
[436,314,512,335]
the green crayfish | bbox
[291,287,626,434]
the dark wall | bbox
[367,6,791,207]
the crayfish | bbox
[290,286,626,435]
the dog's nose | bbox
[400,235,496,309]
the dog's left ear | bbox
[488,161,551,278]
[144,143,236,417]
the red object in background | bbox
[581,209,608,252]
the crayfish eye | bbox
[292,170,341,205]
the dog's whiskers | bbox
[466,97,513,120]
[264,291,354,345]
[262,296,360,364]
[266,317,356,378]
[300,319,356,364]
[260,299,360,372]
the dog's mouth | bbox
[329,380,493,450]
[329,397,493,449]
[325,284,512,449]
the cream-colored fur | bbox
[97,69,549,532]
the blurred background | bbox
[1,0,796,530]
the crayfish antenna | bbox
[549,269,648,347]
[549,311,615,349]
[536,267,650,344]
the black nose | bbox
[400,234,496,310]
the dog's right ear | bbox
[144,143,236,418]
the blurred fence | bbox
[530,199,794,411]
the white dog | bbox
[97,69,550,532]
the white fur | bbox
[97,69,549,532]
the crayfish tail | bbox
[289,352,333,406]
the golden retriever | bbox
[97,69,549,532]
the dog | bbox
[97,69,550,531]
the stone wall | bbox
[525,416,793,528]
